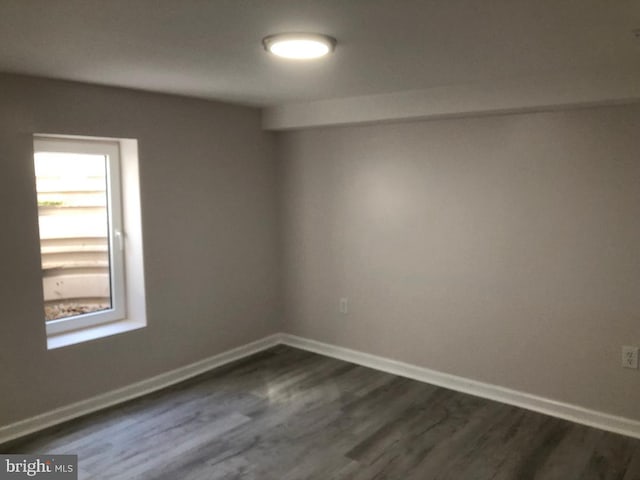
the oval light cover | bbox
[263,33,336,59]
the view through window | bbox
[34,137,125,335]
[35,152,112,321]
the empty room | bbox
[1,1,640,478]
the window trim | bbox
[34,136,127,336]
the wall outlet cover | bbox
[339,297,348,314]
[622,346,639,369]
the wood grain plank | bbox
[3,346,639,479]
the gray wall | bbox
[277,105,640,420]
[0,74,281,425]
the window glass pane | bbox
[34,152,113,322]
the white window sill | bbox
[47,319,146,350]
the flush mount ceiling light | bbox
[262,33,336,60]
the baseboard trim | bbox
[0,334,282,446]
[280,333,640,440]
[4,332,640,445]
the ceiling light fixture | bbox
[262,33,336,60]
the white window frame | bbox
[34,136,127,336]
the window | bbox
[33,135,146,348]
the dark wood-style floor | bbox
[3,346,640,479]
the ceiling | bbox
[0,0,638,107]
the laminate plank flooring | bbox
[3,345,640,479]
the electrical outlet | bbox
[339,297,348,314]
[622,346,639,369]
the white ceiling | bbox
[0,0,638,108]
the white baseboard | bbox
[0,334,282,446]
[280,333,640,440]
[3,332,640,445]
